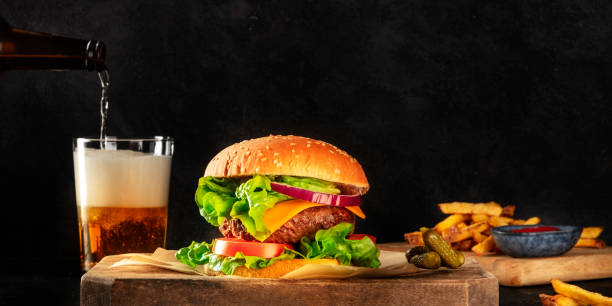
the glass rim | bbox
[74,136,174,143]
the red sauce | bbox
[512,226,560,233]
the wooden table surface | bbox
[380,242,612,286]
[81,244,498,306]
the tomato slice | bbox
[348,234,376,244]
[212,238,294,258]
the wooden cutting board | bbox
[81,245,498,306]
[379,242,612,287]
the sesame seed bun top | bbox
[204,135,370,193]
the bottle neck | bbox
[0,19,106,71]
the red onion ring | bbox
[270,182,362,207]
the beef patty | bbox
[219,206,355,244]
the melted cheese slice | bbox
[263,199,366,239]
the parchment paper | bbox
[110,248,469,279]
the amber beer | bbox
[74,140,173,271]
[77,206,167,269]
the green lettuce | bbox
[175,241,300,275]
[195,175,348,241]
[300,222,380,268]
[231,175,291,240]
[194,177,240,226]
[278,175,341,194]
[175,223,380,274]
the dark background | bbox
[1,0,611,280]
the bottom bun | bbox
[203,259,340,278]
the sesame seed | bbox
[290,143,296,146]
[274,152,280,156]
[307,144,311,148]
[291,149,295,153]
[245,151,251,156]
[307,141,312,144]
[261,157,267,161]
[334,168,340,174]
[255,167,260,172]
[329,150,335,154]
[258,152,263,157]
[266,145,270,150]
[273,159,278,164]
[321,143,326,147]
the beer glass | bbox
[73,137,173,271]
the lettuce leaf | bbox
[232,175,291,239]
[175,241,299,275]
[278,175,341,194]
[194,177,239,226]
[175,240,214,268]
[300,222,381,268]
[194,175,342,241]
[175,223,381,275]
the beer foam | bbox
[74,148,172,208]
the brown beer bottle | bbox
[0,17,106,71]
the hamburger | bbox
[176,135,380,277]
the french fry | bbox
[438,201,503,216]
[456,222,467,230]
[404,231,425,246]
[452,239,473,251]
[511,219,526,225]
[581,227,603,239]
[488,216,514,227]
[471,214,489,223]
[450,228,472,243]
[574,238,606,248]
[440,226,458,243]
[469,222,490,233]
[501,205,516,217]
[472,231,487,243]
[434,214,469,232]
[551,278,612,306]
[524,216,541,225]
[539,294,579,306]
[472,235,496,255]
[447,222,489,243]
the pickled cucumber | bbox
[455,250,465,266]
[409,251,441,269]
[405,246,429,262]
[423,229,464,268]
[441,250,465,268]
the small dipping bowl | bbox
[491,225,581,258]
